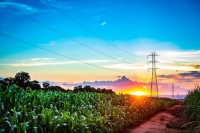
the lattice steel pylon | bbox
[147,52,159,97]
[172,83,175,99]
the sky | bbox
[0,0,200,96]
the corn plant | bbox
[183,85,200,132]
[0,85,178,133]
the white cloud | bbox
[125,38,200,71]
[2,2,38,15]
[31,58,54,61]
[158,50,200,61]
[1,0,73,15]
[131,38,179,52]
[103,63,148,70]
[158,64,195,71]
[154,50,200,69]
[0,59,116,67]
[44,1,73,10]
[101,22,107,26]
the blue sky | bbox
[0,0,200,95]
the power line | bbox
[2,2,142,65]
[0,32,145,75]
[41,0,146,59]
[92,0,149,52]
[2,3,135,65]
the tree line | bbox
[0,71,115,94]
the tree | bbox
[74,85,83,92]
[43,82,50,89]
[14,71,31,88]
[49,86,63,91]
[3,77,15,85]
[28,80,41,90]
[73,85,115,94]
[83,85,96,92]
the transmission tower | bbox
[147,52,159,97]
[177,92,179,99]
[172,83,175,99]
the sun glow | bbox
[130,91,147,96]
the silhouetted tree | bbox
[0,72,116,94]
[83,85,96,92]
[73,85,115,94]
[48,86,63,91]
[14,71,31,88]
[74,85,83,92]
[3,77,15,85]
[28,80,41,90]
[43,82,50,89]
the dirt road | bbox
[125,103,191,133]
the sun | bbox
[130,91,147,96]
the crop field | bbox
[184,85,200,132]
[0,85,178,133]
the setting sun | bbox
[130,91,147,96]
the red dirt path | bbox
[125,103,191,133]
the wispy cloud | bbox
[0,58,116,67]
[131,38,178,53]
[155,50,200,71]
[103,63,147,70]
[157,50,200,63]
[31,58,54,61]
[132,39,200,71]
[103,59,191,71]
[43,1,73,10]
[158,71,200,82]
[158,64,196,71]
[101,22,107,26]
[1,2,38,15]
[1,0,73,16]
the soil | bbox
[124,102,192,133]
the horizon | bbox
[0,73,191,96]
[0,0,200,95]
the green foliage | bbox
[0,85,177,133]
[0,72,41,91]
[0,71,115,93]
[183,85,200,132]
[0,84,22,118]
